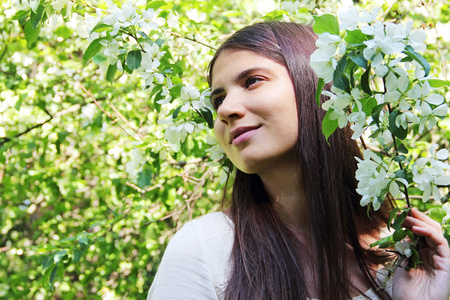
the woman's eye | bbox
[246,76,262,88]
[212,96,225,109]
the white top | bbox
[147,212,392,300]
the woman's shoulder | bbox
[148,212,234,300]
[173,211,234,241]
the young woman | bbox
[148,22,450,300]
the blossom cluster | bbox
[310,6,449,213]
[71,2,222,164]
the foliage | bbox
[0,0,449,298]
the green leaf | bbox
[90,23,113,33]
[150,84,164,98]
[137,167,152,188]
[53,250,68,264]
[56,131,69,154]
[126,50,142,70]
[41,255,53,271]
[172,105,182,119]
[392,210,409,231]
[348,52,368,69]
[313,14,340,35]
[138,31,148,39]
[389,110,407,140]
[55,26,72,39]
[397,142,408,154]
[371,103,385,126]
[200,108,214,129]
[24,19,41,48]
[49,264,58,290]
[344,30,367,45]
[153,90,163,112]
[77,236,89,246]
[146,1,170,10]
[408,246,422,270]
[333,56,350,93]
[393,229,408,242]
[30,5,45,29]
[393,155,406,162]
[92,54,107,64]
[15,93,27,110]
[170,83,184,98]
[82,38,104,67]
[426,79,450,88]
[322,109,339,140]
[106,63,118,83]
[403,45,430,77]
[360,96,377,116]
[361,66,372,95]
[12,9,30,20]
[73,249,83,264]
[162,64,183,76]
[387,208,401,231]
[370,235,394,248]
[316,78,325,106]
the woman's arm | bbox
[392,207,450,300]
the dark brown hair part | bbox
[208,21,393,300]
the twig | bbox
[143,204,187,226]
[125,181,163,193]
[387,103,411,209]
[395,195,434,201]
[168,31,217,50]
[79,83,138,140]
[378,254,406,290]
[69,0,109,14]
[109,102,143,139]
[0,246,11,253]
[119,30,146,52]
[0,116,51,148]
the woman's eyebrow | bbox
[210,67,271,99]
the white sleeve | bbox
[147,221,219,300]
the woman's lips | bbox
[229,125,261,145]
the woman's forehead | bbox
[211,49,283,86]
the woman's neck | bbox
[258,163,307,227]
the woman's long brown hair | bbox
[208,22,393,300]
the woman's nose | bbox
[216,93,246,125]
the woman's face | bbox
[211,49,299,175]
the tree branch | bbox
[79,83,139,140]
[168,31,217,50]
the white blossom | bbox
[338,6,360,31]
[81,103,97,122]
[443,202,450,224]
[186,9,206,23]
[167,13,179,28]
[281,1,300,14]
[395,240,413,258]
[103,3,141,36]
[256,0,276,15]
[206,144,224,160]
[52,0,70,12]
[180,85,200,101]
[125,148,145,179]
[348,109,366,139]
[362,21,407,67]
[101,39,120,65]
[412,146,450,202]
[355,149,390,210]
[405,20,427,52]
[139,8,161,33]
[156,88,172,105]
